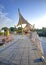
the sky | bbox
[0,0,46,29]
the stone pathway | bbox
[0,35,46,65]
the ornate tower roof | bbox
[17,9,30,26]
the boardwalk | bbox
[0,35,46,65]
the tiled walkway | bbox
[0,35,46,65]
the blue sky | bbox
[0,0,46,29]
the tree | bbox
[9,27,16,32]
[1,27,9,36]
[1,27,8,31]
[17,27,22,33]
[18,27,22,30]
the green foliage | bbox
[17,27,23,33]
[17,30,22,33]
[0,32,4,35]
[1,27,9,36]
[35,27,46,37]
[9,27,17,32]
[18,27,22,30]
[2,27,8,31]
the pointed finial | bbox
[18,8,20,12]
[18,8,20,14]
[18,8,21,17]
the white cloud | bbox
[34,16,46,29]
[0,4,14,29]
[28,15,46,29]
[0,4,5,11]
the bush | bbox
[17,30,22,33]
[0,32,4,35]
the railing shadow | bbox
[34,58,43,63]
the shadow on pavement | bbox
[0,61,17,65]
[32,48,37,50]
[34,58,43,63]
